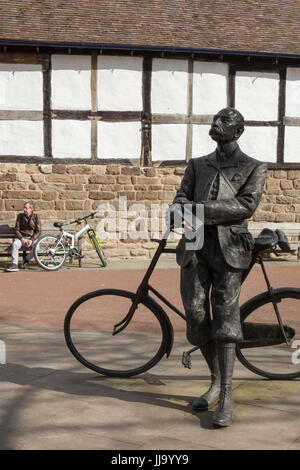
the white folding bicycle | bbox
[34,212,107,271]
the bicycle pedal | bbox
[182,346,200,369]
[182,351,192,369]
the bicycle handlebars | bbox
[53,212,98,228]
[73,211,97,225]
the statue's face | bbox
[209,108,243,143]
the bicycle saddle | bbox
[254,228,291,252]
[53,222,64,228]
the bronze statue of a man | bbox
[171,107,267,427]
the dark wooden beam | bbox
[140,56,152,166]
[51,110,142,121]
[228,65,236,107]
[91,52,98,161]
[277,68,286,163]
[43,54,52,158]
[244,120,280,126]
[0,53,43,64]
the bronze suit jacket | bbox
[173,146,268,269]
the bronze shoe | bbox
[212,385,234,427]
[192,375,220,411]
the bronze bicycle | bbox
[64,226,300,380]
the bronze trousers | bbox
[181,226,244,346]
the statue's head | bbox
[209,107,244,144]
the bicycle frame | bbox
[113,228,290,349]
[54,221,103,261]
[113,228,184,336]
[58,223,90,250]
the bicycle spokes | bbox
[258,256,290,345]
[240,322,295,349]
[237,290,300,379]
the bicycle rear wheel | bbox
[236,288,300,379]
[34,235,67,271]
[64,289,173,377]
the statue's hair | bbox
[226,107,245,130]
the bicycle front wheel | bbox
[34,235,67,271]
[236,288,300,379]
[64,289,172,377]
[90,234,107,267]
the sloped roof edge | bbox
[1,38,300,60]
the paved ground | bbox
[0,258,300,450]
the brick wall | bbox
[1,162,300,262]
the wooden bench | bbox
[0,224,30,264]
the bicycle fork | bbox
[87,229,102,250]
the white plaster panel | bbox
[286,68,300,117]
[97,56,143,111]
[51,55,91,110]
[235,71,279,121]
[152,124,187,161]
[284,127,300,162]
[151,59,188,114]
[238,126,277,162]
[0,120,43,156]
[52,120,91,158]
[193,62,228,114]
[0,63,43,110]
[192,125,216,157]
[98,121,141,158]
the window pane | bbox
[286,68,300,117]
[238,126,277,162]
[0,64,43,110]
[193,62,228,115]
[284,127,300,162]
[98,56,143,111]
[152,59,188,114]
[235,71,279,120]
[192,125,215,157]
[152,124,187,161]
[51,55,91,110]
[0,121,43,156]
[98,121,141,159]
[52,120,91,158]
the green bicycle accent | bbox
[88,231,102,250]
